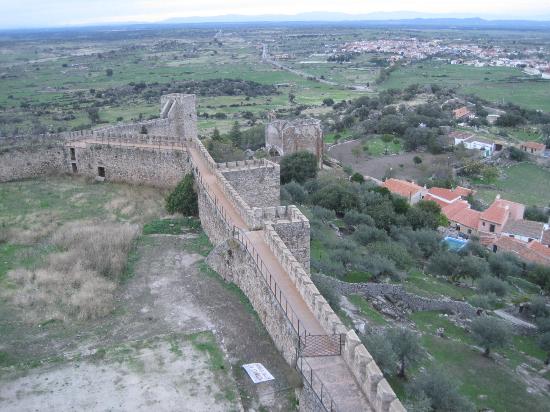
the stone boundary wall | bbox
[1,130,95,146]
[216,158,278,171]
[262,226,404,411]
[313,273,478,318]
[89,132,184,147]
[0,143,68,183]
[94,118,174,138]
[70,143,191,188]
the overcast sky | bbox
[1,0,550,29]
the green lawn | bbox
[348,295,387,325]
[363,137,403,156]
[324,129,355,144]
[406,311,549,411]
[475,163,550,207]
[380,62,550,112]
[404,271,474,300]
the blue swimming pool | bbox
[443,236,468,251]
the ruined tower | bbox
[265,119,323,169]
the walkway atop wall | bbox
[69,139,187,151]
[186,143,371,411]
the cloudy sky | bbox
[1,0,550,29]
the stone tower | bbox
[160,94,198,140]
[265,118,324,169]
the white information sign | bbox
[242,363,275,384]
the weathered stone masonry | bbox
[0,94,404,412]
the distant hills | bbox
[158,12,550,29]
[3,11,550,32]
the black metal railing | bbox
[190,155,340,412]
[296,356,339,412]
[299,334,344,357]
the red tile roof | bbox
[383,178,423,199]
[528,241,550,260]
[450,207,481,230]
[453,107,472,119]
[480,198,525,225]
[442,200,469,216]
[453,186,475,197]
[427,186,473,203]
[423,193,448,208]
[520,141,546,151]
[494,237,550,266]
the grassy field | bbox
[475,163,550,207]
[363,136,403,157]
[380,62,550,112]
[404,311,549,412]
[0,30,365,136]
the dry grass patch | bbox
[4,221,139,322]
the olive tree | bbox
[470,316,510,357]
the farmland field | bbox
[475,163,550,207]
[380,62,550,112]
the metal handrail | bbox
[190,149,340,412]
[296,355,339,412]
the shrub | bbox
[310,183,360,215]
[408,368,475,412]
[413,155,423,164]
[343,210,375,227]
[457,255,490,284]
[478,276,508,297]
[283,181,307,204]
[356,253,400,281]
[166,174,198,216]
[350,172,365,183]
[313,276,341,311]
[311,206,336,222]
[353,224,388,245]
[488,252,523,279]
[530,296,549,318]
[524,206,548,223]
[366,241,413,270]
[427,251,461,279]
[509,146,528,161]
[469,293,499,309]
[471,316,510,356]
[280,151,318,184]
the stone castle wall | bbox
[207,238,300,365]
[0,142,68,183]
[69,143,191,188]
[0,94,404,411]
[262,225,404,411]
[220,162,280,208]
[266,119,324,169]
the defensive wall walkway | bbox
[185,138,372,411]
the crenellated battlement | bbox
[0,93,404,412]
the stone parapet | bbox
[343,330,406,412]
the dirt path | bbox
[0,234,298,411]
